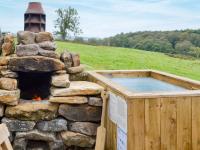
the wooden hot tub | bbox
[88,70,200,150]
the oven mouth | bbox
[18,72,52,100]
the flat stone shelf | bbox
[51,81,104,96]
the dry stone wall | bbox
[0,31,104,150]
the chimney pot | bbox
[24,2,46,33]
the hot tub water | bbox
[110,77,188,93]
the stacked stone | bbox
[51,81,103,149]
[0,31,104,150]
[61,51,88,81]
[1,34,15,56]
[0,34,16,77]
[0,34,19,113]
[3,81,103,150]
[16,31,59,58]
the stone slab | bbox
[51,74,70,88]
[2,35,15,56]
[5,101,58,121]
[0,89,20,105]
[38,49,60,59]
[67,65,84,74]
[38,41,56,50]
[2,117,35,132]
[59,104,102,122]
[36,118,67,132]
[88,97,103,107]
[51,81,103,97]
[2,42,14,56]
[69,122,99,136]
[0,70,18,78]
[69,72,88,81]
[49,96,88,104]
[8,56,65,72]
[71,53,80,67]
[61,131,95,148]
[0,56,10,66]
[60,52,73,68]
[35,32,54,43]
[15,129,57,142]
[16,44,39,56]
[0,78,17,90]
[17,31,36,45]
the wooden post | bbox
[95,91,108,150]
[0,124,13,150]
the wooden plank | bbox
[145,99,161,150]
[105,106,117,150]
[95,91,107,150]
[95,127,106,150]
[0,124,12,150]
[151,70,200,90]
[112,122,117,150]
[192,97,200,150]
[177,97,192,150]
[128,90,200,99]
[161,98,177,150]
[1,139,13,150]
[105,119,117,150]
[95,70,151,78]
[100,91,108,127]
[128,99,145,150]
[0,124,10,144]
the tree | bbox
[167,32,180,48]
[175,41,193,54]
[190,47,200,58]
[55,6,82,40]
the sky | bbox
[0,0,200,38]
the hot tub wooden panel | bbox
[88,70,200,150]
[127,97,200,150]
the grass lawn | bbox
[56,41,200,81]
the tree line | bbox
[74,29,200,59]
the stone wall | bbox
[0,31,104,150]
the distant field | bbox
[56,41,200,81]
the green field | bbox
[56,41,200,81]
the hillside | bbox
[56,41,200,81]
[82,29,200,58]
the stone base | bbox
[1,81,104,149]
[0,31,103,149]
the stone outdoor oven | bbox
[0,31,103,150]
